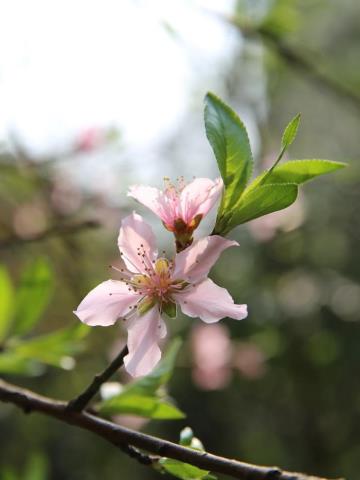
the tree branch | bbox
[214,12,360,113]
[0,220,100,250]
[0,379,342,480]
[66,344,128,412]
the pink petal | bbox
[124,307,167,377]
[174,278,247,323]
[118,212,157,273]
[128,185,174,225]
[179,177,223,224]
[172,235,238,283]
[74,280,139,326]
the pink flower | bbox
[128,177,223,251]
[74,212,247,377]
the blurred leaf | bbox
[259,0,301,37]
[159,427,217,479]
[12,258,54,337]
[23,453,48,480]
[98,339,183,419]
[0,467,18,480]
[122,338,182,396]
[11,324,88,370]
[0,266,14,342]
[0,351,44,376]
[159,459,211,480]
[281,113,301,151]
[98,394,184,419]
[227,183,298,230]
[204,93,253,233]
[250,160,346,191]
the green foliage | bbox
[12,257,54,337]
[98,339,184,419]
[205,93,347,235]
[0,352,43,376]
[204,92,253,233]
[0,260,88,375]
[159,459,212,480]
[159,428,216,480]
[0,266,14,342]
[230,183,298,226]
[281,113,301,151]
[0,452,48,480]
[11,325,88,369]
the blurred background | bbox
[0,0,359,479]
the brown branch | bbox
[0,220,100,250]
[0,379,341,480]
[213,12,360,113]
[67,344,128,412]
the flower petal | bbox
[74,280,139,326]
[174,278,247,323]
[118,212,157,273]
[128,185,174,225]
[172,235,238,283]
[179,177,223,224]
[124,307,167,377]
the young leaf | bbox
[0,351,44,376]
[98,394,184,419]
[179,427,204,450]
[204,92,253,229]
[98,339,183,419]
[225,183,298,232]
[281,113,301,150]
[249,159,346,192]
[159,459,211,480]
[11,324,88,369]
[122,338,182,396]
[12,258,54,337]
[24,453,48,480]
[0,266,14,342]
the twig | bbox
[0,220,100,250]
[66,344,128,412]
[215,12,360,113]
[0,379,341,480]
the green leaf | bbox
[0,467,18,480]
[98,394,184,419]
[252,160,346,189]
[159,459,210,480]
[0,351,44,376]
[12,258,54,337]
[0,266,14,342]
[162,301,177,318]
[228,183,298,229]
[98,339,183,419]
[204,92,253,231]
[122,338,182,396]
[11,324,88,369]
[281,113,301,150]
[24,453,48,480]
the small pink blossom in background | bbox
[74,212,247,377]
[234,342,267,379]
[191,323,232,390]
[128,177,223,250]
[74,127,106,153]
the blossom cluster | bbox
[74,177,247,377]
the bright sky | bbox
[0,0,238,156]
